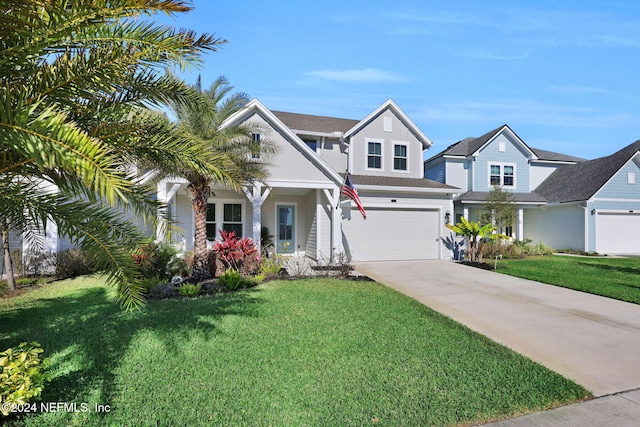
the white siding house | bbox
[158,99,458,262]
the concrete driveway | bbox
[356,260,640,425]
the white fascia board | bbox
[357,184,457,196]
[344,99,433,149]
[471,125,538,160]
[459,200,546,206]
[344,201,445,210]
[266,180,337,190]
[219,99,344,185]
[291,129,342,138]
[594,209,640,214]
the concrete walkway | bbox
[356,260,640,426]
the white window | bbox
[367,141,382,169]
[503,165,514,186]
[629,172,636,184]
[206,203,216,241]
[223,203,243,237]
[251,133,261,159]
[489,163,516,188]
[393,144,408,171]
[303,138,317,152]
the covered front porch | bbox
[156,178,344,259]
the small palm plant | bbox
[446,217,507,263]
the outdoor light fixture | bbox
[445,211,451,223]
[591,209,596,215]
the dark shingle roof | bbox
[455,191,548,203]
[424,124,585,164]
[530,148,586,163]
[424,126,505,163]
[535,141,640,202]
[345,174,458,190]
[272,111,359,134]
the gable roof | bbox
[219,99,344,184]
[271,111,358,135]
[424,124,584,164]
[535,141,640,203]
[345,99,433,150]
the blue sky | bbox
[156,1,640,160]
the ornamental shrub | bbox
[213,231,259,275]
[259,255,285,279]
[177,282,202,297]
[217,269,252,291]
[56,249,96,279]
[132,240,188,280]
[0,342,50,416]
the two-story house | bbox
[157,99,458,262]
[424,124,640,254]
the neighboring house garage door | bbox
[596,212,640,254]
[342,208,440,261]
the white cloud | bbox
[414,99,640,129]
[307,68,406,83]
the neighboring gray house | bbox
[424,124,640,254]
[157,99,458,262]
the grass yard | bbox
[1,275,589,426]
[497,255,640,304]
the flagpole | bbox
[336,170,348,210]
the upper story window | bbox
[251,133,261,159]
[489,163,515,187]
[367,141,382,169]
[503,165,514,186]
[393,144,408,171]
[303,139,317,152]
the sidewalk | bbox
[356,260,640,426]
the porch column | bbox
[331,186,344,256]
[463,207,469,220]
[323,186,344,257]
[516,207,524,240]
[243,183,270,252]
[156,180,181,243]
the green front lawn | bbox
[497,255,640,304]
[1,276,589,426]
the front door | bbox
[277,205,295,253]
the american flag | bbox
[342,173,366,219]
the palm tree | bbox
[168,76,274,280]
[0,0,228,307]
[446,217,507,263]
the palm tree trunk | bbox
[187,181,211,281]
[2,226,16,291]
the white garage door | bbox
[596,212,640,254]
[342,208,440,261]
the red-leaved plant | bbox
[213,230,259,274]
